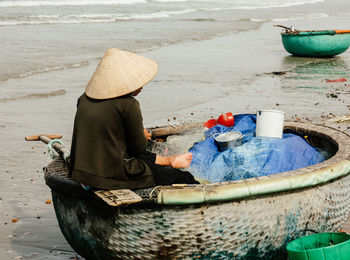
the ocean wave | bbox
[272,13,328,22]
[249,18,268,22]
[183,17,258,24]
[129,9,196,19]
[0,0,145,7]
[0,0,324,9]
[250,13,328,23]
[155,0,324,4]
[185,18,230,22]
[0,9,197,25]
[0,89,66,102]
[198,0,324,11]
[0,61,89,82]
[152,0,188,2]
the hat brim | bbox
[85,48,158,99]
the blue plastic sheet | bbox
[189,114,326,183]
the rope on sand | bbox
[48,139,65,159]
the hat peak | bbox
[85,48,158,99]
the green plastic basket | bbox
[287,232,350,260]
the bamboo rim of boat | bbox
[281,30,350,36]
[151,121,350,205]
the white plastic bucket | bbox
[256,110,285,138]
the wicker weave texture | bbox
[51,173,350,259]
[44,122,350,259]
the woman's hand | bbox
[169,153,193,169]
[143,128,152,140]
[155,153,193,169]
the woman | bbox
[69,48,199,190]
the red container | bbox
[203,119,217,129]
[203,112,235,128]
[217,112,234,127]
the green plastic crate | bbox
[287,232,350,260]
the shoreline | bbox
[141,18,350,129]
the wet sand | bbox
[1,16,350,259]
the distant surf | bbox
[0,89,66,102]
[0,0,146,7]
[154,0,324,9]
[0,61,90,82]
[0,0,324,8]
[0,9,199,26]
[250,13,329,23]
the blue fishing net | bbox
[188,114,326,183]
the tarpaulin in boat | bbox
[189,114,326,183]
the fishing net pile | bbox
[148,114,327,183]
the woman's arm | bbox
[155,153,193,169]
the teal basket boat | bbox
[278,26,350,57]
[39,122,350,260]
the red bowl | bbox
[203,119,217,128]
[217,112,234,127]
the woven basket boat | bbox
[280,30,350,57]
[43,122,350,260]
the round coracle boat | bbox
[280,30,350,57]
[43,121,350,260]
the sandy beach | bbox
[1,3,350,259]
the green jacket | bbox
[69,93,155,190]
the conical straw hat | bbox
[85,48,158,99]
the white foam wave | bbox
[0,61,89,82]
[250,13,328,23]
[249,18,268,22]
[153,0,188,2]
[272,13,328,22]
[0,9,197,25]
[0,0,145,7]
[0,89,66,102]
[0,0,325,8]
[198,0,324,11]
[130,9,196,19]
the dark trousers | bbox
[138,151,199,185]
